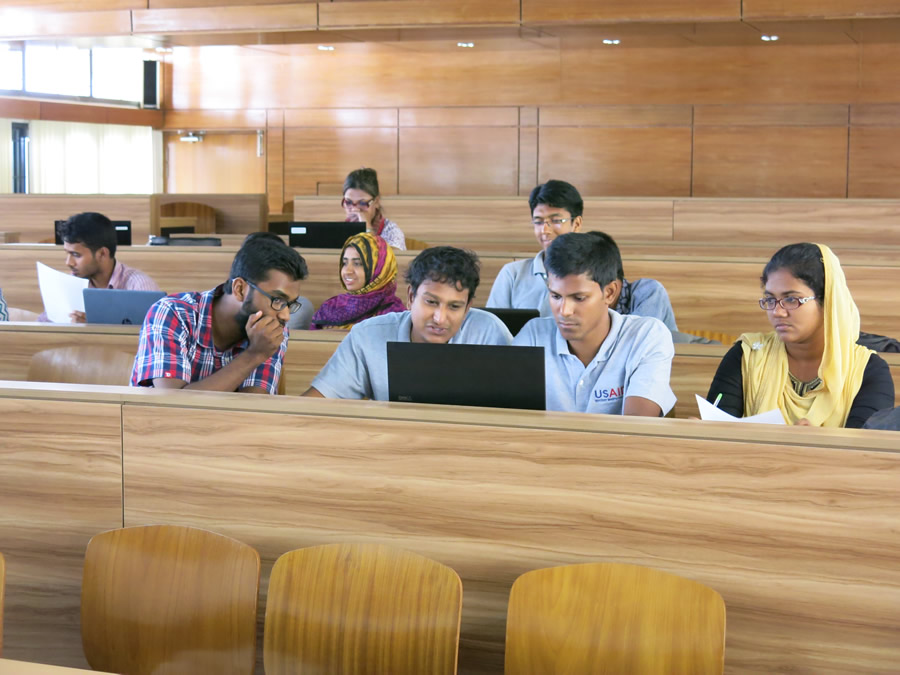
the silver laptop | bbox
[83,288,165,325]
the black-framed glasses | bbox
[341,197,374,210]
[758,296,817,311]
[244,280,303,314]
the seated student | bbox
[41,212,160,323]
[305,246,512,400]
[863,405,900,431]
[513,232,676,417]
[706,243,893,428]
[131,232,308,394]
[487,181,678,331]
[340,167,406,250]
[310,232,406,330]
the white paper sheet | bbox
[695,394,785,424]
[36,261,88,323]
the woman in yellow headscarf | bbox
[706,243,893,427]
[310,232,406,330]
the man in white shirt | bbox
[305,246,512,400]
[513,232,676,417]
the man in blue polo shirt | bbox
[304,246,512,400]
[513,232,675,416]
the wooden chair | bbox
[81,525,260,675]
[27,346,136,386]
[0,551,5,656]
[404,236,430,250]
[159,202,217,234]
[505,562,726,675]
[264,543,463,675]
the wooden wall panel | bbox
[151,192,267,233]
[283,127,398,197]
[284,109,398,127]
[0,194,151,244]
[165,133,266,194]
[518,127,538,195]
[538,127,692,196]
[120,399,900,674]
[692,127,849,198]
[0,0,140,8]
[399,107,518,127]
[539,105,693,127]
[0,8,132,38]
[150,0,311,6]
[132,3,317,33]
[743,0,900,20]
[0,396,122,667]
[694,103,849,126]
[163,109,267,130]
[523,0,740,23]
[318,0,520,28]
[849,127,900,198]
[398,127,519,195]
[266,110,285,213]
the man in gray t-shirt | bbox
[305,246,512,400]
[513,232,675,417]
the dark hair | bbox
[404,246,480,302]
[528,180,584,219]
[60,212,117,258]
[227,231,308,293]
[761,243,825,302]
[545,232,619,287]
[586,231,625,281]
[343,167,380,198]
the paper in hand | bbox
[36,261,88,323]
[695,394,785,424]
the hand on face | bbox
[342,189,376,228]
[245,310,285,358]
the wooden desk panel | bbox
[119,398,900,675]
[0,195,151,244]
[0,397,122,668]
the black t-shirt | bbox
[706,342,894,428]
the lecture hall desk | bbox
[0,381,898,673]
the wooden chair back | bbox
[159,202,217,234]
[505,562,726,675]
[264,543,463,675]
[0,551,5,656]
[81,525,260,675]
[27,346,135,386]
[404,236,430,250]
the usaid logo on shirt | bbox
[593,384,624,402]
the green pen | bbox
[713,393,723,407]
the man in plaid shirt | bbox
[40,212,160,323]
[131,233,308,394]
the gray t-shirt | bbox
[310,308,513,400]
[487,253,678,331]
[512,310,676,415]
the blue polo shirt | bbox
[513,310,676,415]
[310,308,513,400]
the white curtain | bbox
[30,120,155,194]
[0,119,12,194]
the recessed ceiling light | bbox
[761,35,779,41]
[602,39,621,45]
[317,45,335,51]
[457,42,474,48]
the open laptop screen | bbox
[387,342,545,410]
[83,288,165,325]
[287,221,364,248]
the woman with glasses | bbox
[341,168,406,250]
[706,242,893,427]
[310,232,406,330]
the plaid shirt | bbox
[131,284,287,394]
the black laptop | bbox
[387,342,545,410]
[83,288,165,325]
[285,221,365,248]
[56,220,132,246]
[479,308,540,336]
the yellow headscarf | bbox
[739,243,873,426]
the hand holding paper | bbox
[695,394,785,424]
[36,261,88,323]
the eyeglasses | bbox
[244,280,303,314]
[532,217,570,228]
[341,197,375,210]
[758,296,817,311]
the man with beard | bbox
[131,233,307,394]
